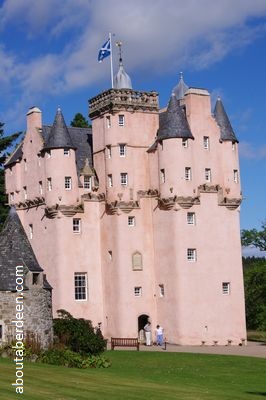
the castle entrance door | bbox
[138,314,149,343]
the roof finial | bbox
[114,40,132,90]
[116,41,123,63]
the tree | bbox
[53,309,107,355]
[241,221,266,251]
[70,113,91,128]
[0,122,22,229]
[243,257,266,331]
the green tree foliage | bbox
[241,221,266,251]
[0,122,22,229]
[53,309,106,355]
[70,113,91,128]
[243,257,266,331]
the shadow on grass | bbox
[246,393,266,397]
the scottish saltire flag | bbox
[98,38,111,62]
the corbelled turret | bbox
[214,97,238,143]
[43,107,75,150]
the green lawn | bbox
[1,351,266,400]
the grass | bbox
[1,351,266,400]
[247,331,266,343]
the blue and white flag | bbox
[98,38,111,62]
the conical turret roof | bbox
[0,207,43,291]
[157,94,194,140]
[214,98,238,143]
[44,107,75,150]
[172,72,189,100]
[114,58,132,89]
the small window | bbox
[185,167,191,181]
[84,176,91,190]
[32,273,39,285]
[160,169,165,183]
[64,149,70,156]
[203,136,209,150]
[29,224,33,240]
[106,115,111,128]
[233,169,239,183]
[187,248,197,262]
[108,174,113,187]
[46,150,51,158]
[134,286,142,297]
[65,176,72,190]
[222,282,230,295]
[23,186,27,200]
[119,144,126,157]
[106,145,112,158]
[232,143,236,151]
[108,250,113,260]
[24,159,27,171]
[47,178,52,191]
[187,212,195,225]
[39,181,43,195]
[10,192,14,203]
[159,284,165,297]
[118,114,125,126]
[74,273,87,300]
[182,139,188,148]
[128,216,135,226]
[73,218,81,233]
[205,168,211,182]
[120,173,128,186]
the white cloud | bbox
[239,141,266,159]
[1,0,266,130]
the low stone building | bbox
[0,207,53,349]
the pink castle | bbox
[5,67,246,345]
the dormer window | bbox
[32,273,39,285]
[84,175,92,190]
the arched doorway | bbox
[138,314,149,343]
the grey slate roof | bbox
[214,98,239,143]
[157,94,194,140]
[41,125,93,173]
[172,72,189,100]
[114,58,132,89]
[0,208,44,291]
[43,108,76,150]
[4,142,23,167]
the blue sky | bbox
[0,0,266,239]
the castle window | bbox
[74,273,87,300]
[120,173,128,186]
[65,176,72,190]
[128,216,135,226]
[205,168,211,182]
[10,192,14,203]
[203,136,209,150]
[32,273,39,285]
[64,149,70,156]
[159,284,165,297]
[182,139,188,148]
[24,159,27,171]
[134,286,142,297]
[119,144,126,157]
[233,169,239,183]
[106,145,112,158]
[187,212,195,225]
[46,150,51,158]
[108,250,113,260]
[118,114,125,126]
[47,178,52,191]
[185,167,191,181]
[160,169,165,183]
[84,175,91,190]
[29,224,33,240]
[108,174,113,187]
[187,248,197,262]
[232,143,235,151]
[73,218,81,233]
[106,115,111,128]
[132,252,143,271]
[39,181,43,195]
[23,186,27,200]
[222,282,230,295]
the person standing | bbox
[144,321,152,346]
[155,324,164,346]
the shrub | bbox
[53,309,107,355]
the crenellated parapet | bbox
[89,88,159,119]
[106,200,140,215]
[45,204,84,219]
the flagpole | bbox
[109,32,114,89]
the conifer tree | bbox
[70,113,91,128]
